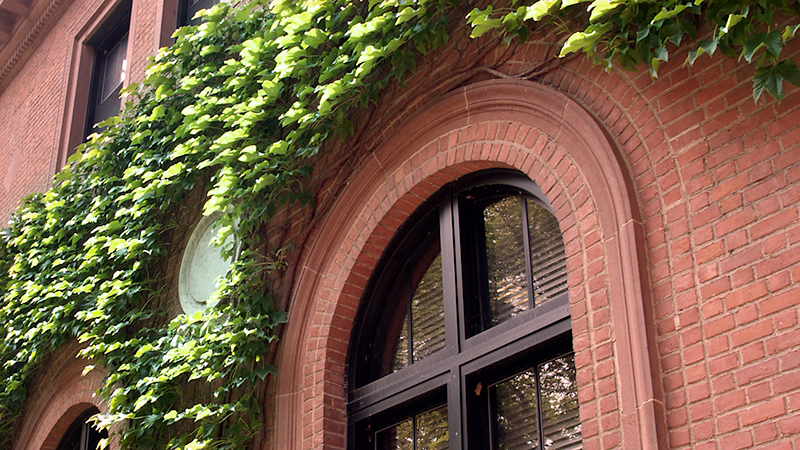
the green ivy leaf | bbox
[764,30,783,58]
[651,4,688,23]
[524,0,559,21]
[782,23,800,42]
[753,60,800,101]
[560,23,611,57]
[687,37,718,64]
[720,12,745,34]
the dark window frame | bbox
[347,169,577,450]
[83,1,131,138]
[177,0,218,27]
[54,407,107,450]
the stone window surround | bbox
[55,0,181,169]
[273,79,666,450]
[10,342,108,450]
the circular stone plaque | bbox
[178,213,235,315]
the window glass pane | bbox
[384,235,443,377]
[491,370,540,450]
[100,34,128,101]
[375,418,413,450]
[539,354,581,450]
[491,354,581,450]
[391,313,410,372]
[416,405,450,450]
[526,200,568,306]
[375,406,449,450]
[484,196,529,326]
[411,253,445,362]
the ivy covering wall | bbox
[0,0,797,448]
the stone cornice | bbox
[0,0,72,93]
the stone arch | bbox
[12,348,106,450]
[273,79,664,450]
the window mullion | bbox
[412,414,417,450]
[406,267,414,364]
[535,365,545,450]
[441,194,461,354]
[448,367,464,450]
[520,196,536,309]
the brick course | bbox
[1,3,799,450]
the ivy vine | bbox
[0,0,797,449]
[0,0,453,448]
[467,0,800,101]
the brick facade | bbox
[1,2,799,450]
[0,0,177,222]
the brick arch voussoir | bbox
[305,137,602,449]
[12,352,106,450]
[276,79,664,450]
[541,60,675,212]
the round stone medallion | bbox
[178,213,235,314]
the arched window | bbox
[55,408,107,450]
[348,170,582,449]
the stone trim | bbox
[0,0,74,92]
[272,79,665,450]
[11,348,106,450]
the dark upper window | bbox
[348,170,581,450]
[55,408,107,450]
[84,1,131,137]
[178,0,219,27]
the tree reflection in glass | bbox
[481,195,568,329]
[375,405,449,450]
[484,196,529,326]
[526,200,568,306]
[492,369,539,449]
[539,355,581,450]
[375,417,413,450]
[491,354,581,450]
[384,236,445,375]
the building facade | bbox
[1,0,799,449]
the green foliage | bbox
[0,0,452,448]
[2,0,796,447]
[467,0,800,101]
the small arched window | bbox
[55,408,107,450]
[348,170,581,449]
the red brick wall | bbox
[2,6,799,450]
[528,42,800,450]
[0,0,176,224]
[266,33,800,450]
[539,39,800,449]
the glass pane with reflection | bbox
[526,200,568,306]
[375,418,413,450]
[417,405,449,450]
[391,313,410,373]
[539,355,581,450]
[411,253,445,362]
[484,196,529,326]
[385,235,444,376]
[491,354,581,450]
[374,405,448,450]
[100,34,128,101]
[492,370,540,450]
